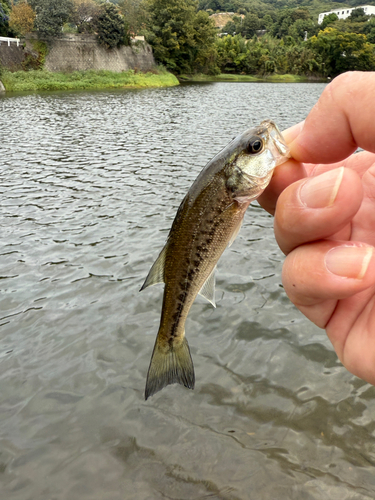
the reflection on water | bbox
[1,83,375,500]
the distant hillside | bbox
[200,0,375,20]
[209,12,244,29]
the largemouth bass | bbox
[141,120,290,400]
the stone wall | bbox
[0,34,156,73]
[0,42,26,71]
[40,34,155,73]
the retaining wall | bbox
[42,34,155,72]
[0,34,156,73]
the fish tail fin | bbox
[145,335,195,400]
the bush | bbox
[22,40,48,70]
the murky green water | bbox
[1,82,375,500]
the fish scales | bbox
[159,177,244,342]
[141,120,290,399]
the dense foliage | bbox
[29,0,73,39]
[142,0,375,76]
[0,0,11,36]
[308,27,375,75]
[71,0,99,33]
[145,0,218,73]
[1,0,375,79]
[95,3,130,48]
[9,1,36,37]
[197,0,374,18]
[216,33,321,75]
[118,0,148,35]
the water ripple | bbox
[2,83,374,499]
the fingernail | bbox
[300,167,344,208]
[325,245,373,279]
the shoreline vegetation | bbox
[0,68,179,92]
[178,73,328,83]
[1,0,375,94]
[2,68,327,92]
[0,68,328,93]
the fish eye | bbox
[247,137,263,154]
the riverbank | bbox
[0,68,179,92]
[179,73,327,83]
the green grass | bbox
[2,68,179,92]
[179,73,326,83]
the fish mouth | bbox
[259,119,291,163]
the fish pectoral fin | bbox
[140,243,167,291]
[228,217,243,248]
[198,267,216,308]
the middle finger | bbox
[274,167,363,255]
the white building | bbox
[318,5,375,24]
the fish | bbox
[141,120,290,400]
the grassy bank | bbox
[179,73,327,83]
[1,68,179,92]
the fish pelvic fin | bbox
[145,335,195,400]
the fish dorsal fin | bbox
[198,266,216,308]
[140,243,167,291]
[228,218,243,248]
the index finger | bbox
[289,72,375,164]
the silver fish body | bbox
[141,120,290,399]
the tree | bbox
[320,13,338,30]
[284,43,320,75]
[0,0,11,36]
[216,34,250,72]
[222,19,237,35]
[30,0,73,39]
[71,0,99,34]
[261,14,274,31]
[95,3,130,48]
[349,8,368,23]
[288,18,317,41]
[360,17,375,43]
[271,8,311,39]
[191,9,219,73]
[118,0,148,35]
[9,1,36,36]
[308,27,375,76]
[146,0,217,73]
[240,13,259,38]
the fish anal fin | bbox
[145,336,195,400]
[140,244,168,291]
[198,266,216,308]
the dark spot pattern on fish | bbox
[143,120,291,399]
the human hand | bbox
[258,71,375,385]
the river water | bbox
[1,82,375,500]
